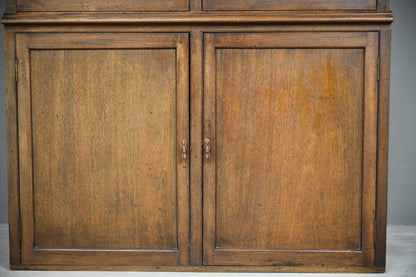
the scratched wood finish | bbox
[16,0,189,12]
[203,0,376,11]
[16,33,189,266]
[203,32,379,267]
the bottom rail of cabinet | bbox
[10,264,385,273]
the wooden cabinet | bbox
[2,0,393,273]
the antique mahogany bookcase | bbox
[2,0,393,272]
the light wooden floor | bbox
[0,224,415,276]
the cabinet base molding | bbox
[10,265,385,273]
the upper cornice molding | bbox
[1,11,394,25]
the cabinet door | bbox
[203,32,379,267]
[16,33,189,266]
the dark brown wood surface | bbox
[32,49,178,250]
[16,0,188,12]
[5,29,19,266]
[4,0,392,13]
[190,30,203,266]
[204,0,376,11]
[203,32,379,267]
[9,264,386,273]
[377,0,389,10]
[375,28,392,268]
[215,48,363,250]
[15,32,190,266]
[2,0,392,271]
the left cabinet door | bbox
[15,33,189,266]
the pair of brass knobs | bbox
[181,139,211,159]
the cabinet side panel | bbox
[16,33,34,265]
[5,30,20,266]
[30,49,178,250]
[375,29,391,268]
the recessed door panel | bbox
[216,48,363,251]
[32,49,177,250]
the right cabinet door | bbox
[203,32,379,267]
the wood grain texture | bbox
[0,24,394,35]
[190,0,202,11]
[215,48,363,250]
[377,0,389,10]
[3,0,392,270]
[190,30,203,266]
[16,0,188,12]
[175,33,190,266]
[361,32,379,267]
[31,49,177,250]
[16,33,33,265]
[4,0,392,13]
[5,0,16,12]
[203,32,379,267]
[203,0,376,11]
[15,32,189,266]
[202,33,216,266]
[211,250,365,267]
[375,28,391,268]
[30,249,180,266]
[25,33,182,49]
[4,29,20,266]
